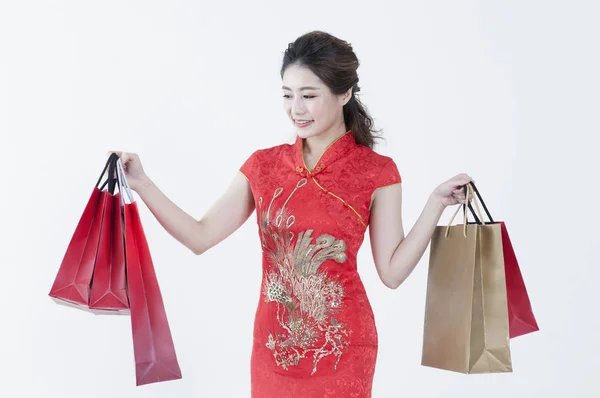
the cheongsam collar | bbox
[294,130,356,177]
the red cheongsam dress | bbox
[239,130,402,398]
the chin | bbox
[294,126,321,139]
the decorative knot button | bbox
[314,163,326,172]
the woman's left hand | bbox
[432,173,474,208]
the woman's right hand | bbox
[107,151,149,191]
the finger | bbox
[452,176,471,188]
[119,153,132,167]
[461,178,474,188]
[454,189,472,200]
[454,194,464,202]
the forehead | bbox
[282,64,323,89]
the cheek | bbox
[307,101,325,119]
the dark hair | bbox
[281,30,383,149]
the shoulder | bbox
[242,142,289,165]
[352,145,402,187]
[239,142,291,180]
[353,145,399,170]
[253,142,289,159]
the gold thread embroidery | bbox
[297,131,366,228]
[258,181,351,375]
[301,130,351,173]
[368,181,402,211]
[310,176,367,228]
[376,181,401,189]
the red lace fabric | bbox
[240,131,401,398]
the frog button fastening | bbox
[314,163,326,173]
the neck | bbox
[302,123,348,158]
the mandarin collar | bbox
[293,130,356,177]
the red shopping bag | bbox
[117,159,182,385]
[49,153,118,307]
[500,222,540,338]
[467,182,539,339]
[88,170,129,313]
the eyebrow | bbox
[281,86,321,91]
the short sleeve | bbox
[375,158,402,188]
[239,150,258,182]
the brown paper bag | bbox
[421,183,512,374]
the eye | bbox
[282,94,315,99]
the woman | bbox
[112,31,472,397]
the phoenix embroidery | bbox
[258,178,351,374]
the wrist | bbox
[133,175,153,194]
[427,192,447,214]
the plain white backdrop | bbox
[1,0,599,397]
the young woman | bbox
[112,30,473,398]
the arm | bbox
[135,171,255,255]
[369,173,472,289]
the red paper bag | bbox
[467,183,539,339]
[88,190,129,313]
[500,222,539,338]
[89,155,129,312]
[49,153,117,307]
[117,159,182,385]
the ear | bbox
[340,87,353,106]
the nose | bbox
[291,96,306,116]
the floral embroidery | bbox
[258,178,351,375]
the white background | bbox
[1,1,599,397]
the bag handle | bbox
[98,155,119,194]
[116,158,135,205]
[96,153,119,189]
[444,182,486,238]
[464,181,495,224]
[108,155,119,194]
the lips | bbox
[295,119,314,127]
